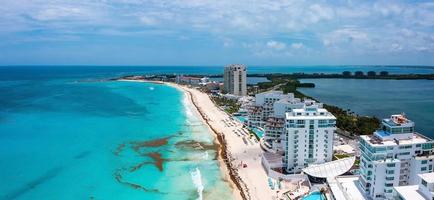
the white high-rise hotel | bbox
[248,91,337,173]
[223,64,247,96]
[358,114,434,200]
[285,103,336,173]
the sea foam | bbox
[190,167,204,200]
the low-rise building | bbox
[176,75,209,86]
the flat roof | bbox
[334,144,355,154]
[302,157,355,178]
[394,185,426,200]
[419,172,434,183]
[360,133,431,146]
[329,176,368,200]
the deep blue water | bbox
[299,79,434,137]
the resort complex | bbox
[118,65,434,200]
[247,90,337,173]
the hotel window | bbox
[386,163,395,167]
[422,167,427,171]
[422,179,428,187]
[422,160,428,164]
[386,170,394,174]
[385,183,393,187]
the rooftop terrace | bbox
[361,132,432,146]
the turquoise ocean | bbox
[1,65,434,199]
[0,68,234,200]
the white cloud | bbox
[1,0,434,61]
[139,16,158,25]
[266,40,286,50]
[291,42,304,49]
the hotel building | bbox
[394,172,434,200]
[247,91,297,128]
[284,104,336,173]
[223,64,247,96]
[358,114,434,200]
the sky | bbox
[0,0,434,66]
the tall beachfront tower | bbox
[223,64,247,96]
[284,103,336,173]
[358,114,434,200]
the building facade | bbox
[394,172,434,200]
[223,64,247,96]
[284,104,336,173]
[247,91,294,128]
[358,114,434,200]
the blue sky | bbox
[0,0,434,66]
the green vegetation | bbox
[334,154,351,160]
[255,76,380,135]
[247,71,434,80]
[211,96,240,114]
[323,104,380,135]
[354,158,360,167]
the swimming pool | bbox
[302,191,325,200]
[252,127,264,138]
[235,116,248,123]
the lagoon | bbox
[299,79,434,137]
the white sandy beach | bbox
[118,79,274,200]
[167,83,275,200]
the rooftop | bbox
[383,114,415,127]
[361,132,432,146]
[286,107,335,119]
[328,176,368,200]
[394,185,426,200]
[302,157,355,178]
[419,172,434,183]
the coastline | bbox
[170,83,245,200]
[118,79,245,199]
[118,79,275,200]
[165,83,274,200]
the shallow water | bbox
[0,78,233,200]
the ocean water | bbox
[1,65,434,80]
[299,79,434,137]
[1,65,434,200]
[0,73,233,199]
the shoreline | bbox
[118,79,247,199]
[117,79,275,200]
[166,83,275,200]
[166,82,247,200]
